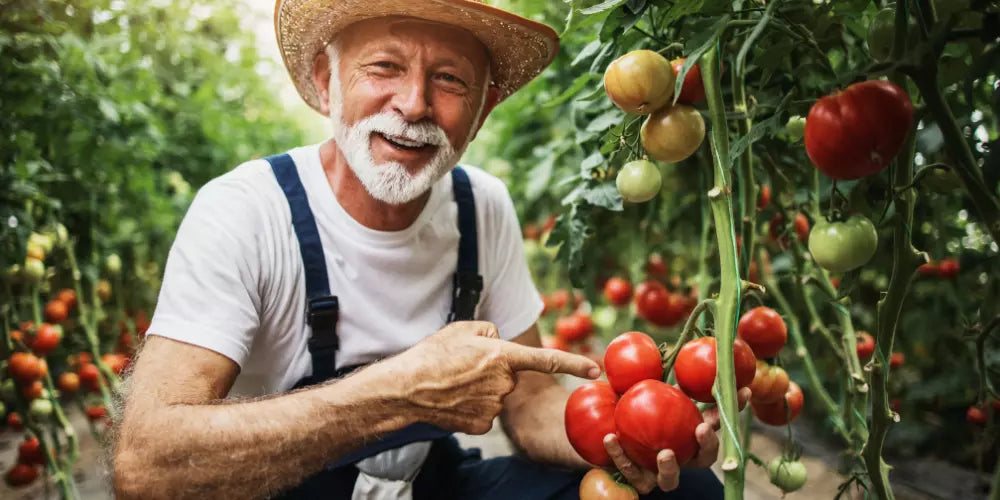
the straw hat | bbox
[273,0,560,113]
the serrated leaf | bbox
[581,0,627,15]
[581,151,605,171]
[583,182,624,211]
[572,40,603,67]
[586,109,623,132]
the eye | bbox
[435,72,468,91]
[373,61,396,70]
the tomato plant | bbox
[615,380,703,470]
[565,381,618,467]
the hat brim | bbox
[274,0,560,114]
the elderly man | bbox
[112,1,743,498]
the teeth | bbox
[384,134,427,148]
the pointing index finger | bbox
[504,343,601,379]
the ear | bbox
[470,85,502,141]
[311,51,333,117]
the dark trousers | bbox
[277,436,724,499]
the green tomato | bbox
[0,401,5,416]
[22,257,45,284]
[591,305,618,330]
[29,398,53,420]
[28,232,54,253]
[616,160,662,203]
[1,379,18,403]
[785,115,806,141]
[808,215,878,273]
[105,254,123,276]
[769,457,807,492]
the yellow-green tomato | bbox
[785,115,806,141]
[22,257,45,284]
[616,160,662,203]
[768,457,807,493]
[808,215,878,272]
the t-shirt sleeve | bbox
[146,178,263,368]
[477,179,544,341]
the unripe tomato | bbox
[102,353,129,375]
[105,253,123,276]
[22,380,44,400]
[565,381,618,467]
[757,185,771,210]
[616,160,662,203]
[805,80,914,180]
[768,458,808,493]
[634,280,681,327]
[56,288,77,309]
[937,258,960,278]
[7,412,24,430]
[85,404,108,421]
[604,331,663,394]
[615,380,703,469]
[604,50,675,115]
[5,463,40,487]
[737,307,788,359]
[17,436,44,466]
[603,277,633,307]
[29,398,53,420]
[752,381,804,426]
[30,323,61,356]
[785,115,806,141]
[1,379,17,401]
[57,372,80,394]
[645,254,667,278]
[579,468,639,500]
[967,406,987,425]
[808,215,878,272]
[749,361,790,404]
[856,332,876,360]
[26,242,46,262]
[8,352,44,383]
[674,337,757,403]
[641,104,705,163]
[670,58,705,104]
[889,352,904,369]
[23,257,45,283]
[96,279,113,302]
[44,300,69,323]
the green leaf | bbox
[586,109,623,133]
[673,16,728,104]
[98,98,120,123]
[727,91,794,166]
[663,0,704,26]
[580,0,627,15]
[524,153,557,203]
[572,40,603,67]
[581,151,605,171]
[547,204,594,286]
[583,182,624,211]
[544,73,599,109]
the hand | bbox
[601,387,752,494]
[390,321,601,435]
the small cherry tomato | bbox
[856,332,876,360]
[967,406,987,426]
[44,299,69,323]
[603,277,633,307]
[5,463,40,487]
[889,352,904,369]
[17,436,44,466]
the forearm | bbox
[113,362,413,499]
[501,373,590,469]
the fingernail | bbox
[588,367,601,379]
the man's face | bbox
[317,17,495,205]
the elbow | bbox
[113,447,151,499]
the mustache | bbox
[353,112,450,147]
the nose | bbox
[391,72,433,123]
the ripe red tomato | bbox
[737,307,788,359]
[6,412,24,430]
[670,57,705,104]
[674,337,757,403]
[30,323,61,356]
[937,258,960,278]
[757,185,771,210]
[605,331,664,394]
[918,261,938,277]
[523,223,540,241]
[21,380,44,400]
[551,289,570,311]
[556,314,593,343]
[615,379,703,470]
[56,288,77,309]
[78,362,101,391]
[541,295,553,316]
[5,463,40,488]
[603,277,633,306]
[565,381,618,467]
[749,361,790,404]
[44,299,68,323]
[889,352,904,369]
[579,468,639,500]
[805,80,914,179]
[768,213,809,246]
[967,406,987,425]
[856,332,876,360]
[8,352,43,383]
[85,405,108,421]
[102,353,129,375]
[57,372,81,394]
[751,381,804,426]
[634,281,684,327]
[645,254,667,278]
[18,436,44,466]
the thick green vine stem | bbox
[700,45,745,498]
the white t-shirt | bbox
[148,143,544,397]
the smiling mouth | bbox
[375,133,437,153]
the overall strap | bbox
[448,166,483,322]
[265,153,340,383]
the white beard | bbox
[325,47,479,206]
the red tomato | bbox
[967,406,987,425]
[30,323,61,356]
[10,329,24,344]
[565,381,619,467]
[992,399,1000,412]
[56,288,77,309]
[918,261,938,277]
[5,463,40,488]
[751,381,804,426]
[757,185,772,210]
[523,223,540,241]
[579,468,639,500]
[85,405,108,421]
[603,277,633,307]
[768,213,809,246]
[556,314,590,343]
[604,331,664,394]
[17,436,44,466]
[7,412,24,431]
[615,379,703,469]
[102,353,129,375]
[674,337,757,403]
[737,307,788,358]
[133,310,151,336]
[645,254,667,278]
[44,300,68,323]
[541,295,553,316]
[889,352,904,369]
[8,352,43,383]
[70,352,93,370]
[634,281,683,327]
[805,80,914,179]
[856,332,876,360]
[551,289,570,311]
[670,58,705,104]
[749,361,790,404]
[57,372,80,394]
[21,380,44,400]
[937,258,960,278]
[543,214,557,234]
[830,276,841,290]
[78,362,101,391]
